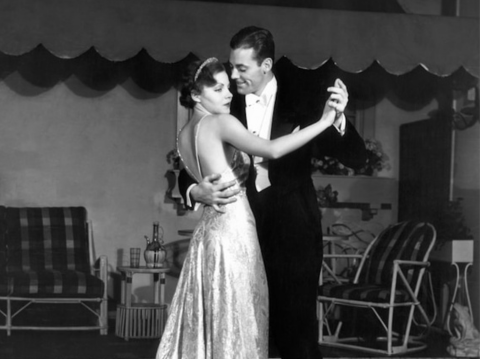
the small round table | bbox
[115,266,170,340]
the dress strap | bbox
[193,114,209,180]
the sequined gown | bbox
[156,121,268,359]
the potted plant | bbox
[166,148,181,170]
[430,197,474,263]
[311,138,390,176]
[315,184,338,208]
[355,138,391,176]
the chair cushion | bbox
[7,270,105,297]
[319,283,410,303]
[360,221,434,286]
[5,207,90,272]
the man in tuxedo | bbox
[180,26,366,359]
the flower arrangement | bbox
[311,157,354,176]
[166,148,180,170]
[315,184,338,208]
[356,139,390,176]
[311,138,390,176]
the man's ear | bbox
[261,58,273,73]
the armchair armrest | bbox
[321,253,367,285]
[92,255,108,283]
[394,259,430,267]
[96,256,108,286]
[391,259,430,302]
[323,253,364,259]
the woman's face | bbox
[196,71,232,114]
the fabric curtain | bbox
[0,0,477,77]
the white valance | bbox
[0,0,477,78]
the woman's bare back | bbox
[177,114,235,182]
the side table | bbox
[430,239,474,335]
[115,266,170,340]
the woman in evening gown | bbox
[156,57,344,359]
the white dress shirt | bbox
[245,77,277,192]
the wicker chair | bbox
[318,221,436,356]
[0,206,108,335]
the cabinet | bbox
[398,117,452,222]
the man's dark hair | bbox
[230,26,275,65]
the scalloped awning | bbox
[0,0,477,78]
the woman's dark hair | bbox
[230,26,275,65]
[179,59,226,109]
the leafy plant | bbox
[311,156,353,176]
[355,138,391,176]
[432,197,473,248]
[315,184,338,208]
[166,148,180,170]
[311,138,390,176]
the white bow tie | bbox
[245,94,267,107]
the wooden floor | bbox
[0,308,455,359]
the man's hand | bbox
[326,79,348,114]
[190,173,240,213]
[324,78,348,132]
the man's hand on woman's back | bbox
[191,173,240,213]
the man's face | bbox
[229,47,270,96]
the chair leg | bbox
[7,298,11,336]
[387,303,394,354]
[318,301,324,342]
[100,298,108,335]
[99,255,109,335]
[318,301,342,343]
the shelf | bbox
[117,303,168,309]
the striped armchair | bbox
[0,206,108,335]
[318,221,436,356]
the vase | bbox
[144,221,166,268]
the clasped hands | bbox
[324,78,348,127]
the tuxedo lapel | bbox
[270,118,296,140]
[270,90,297,140]
[231,93,247,128]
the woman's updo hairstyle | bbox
[179,57,226,109]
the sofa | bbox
[0,206,108,335]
